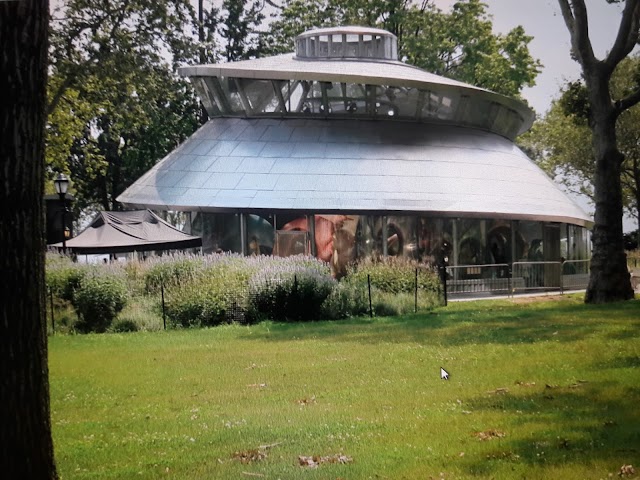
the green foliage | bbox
[144,257,204,294]
[220,0,265,61]
[45,254,88,302]
[320,281,369,320]
[163,267,249,327]
[265,0,541,97]
[160,256,258,327]
[45,253,443,332]
[46,0,200,212]
[519,54,640,230]
[249,268,336,322]
[372,299,399,317]
[346,256,440,294]
[73,273,129,333]
[111,319,139,333]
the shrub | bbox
[320,281,369,320]
[372,300,400,317]
[46,254,88,302]
[163,264,250,327]
[163,281,226,328]
[111,319,139,333]
[144,255,204,294]
[73,274,128,333]
[249,267,336,321]
[346,256,440,294]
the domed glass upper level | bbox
[179,26,534,140]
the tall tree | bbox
[557,0,639,302]
[46,0,201,213]
[220,0,266,61]
[0,0,57,478]
[520,57,640,247]
[265,0,541,97]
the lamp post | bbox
[53,173,70,254]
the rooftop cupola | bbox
[295,26,399,62]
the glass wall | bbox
[455,219,487,265]
[189,211,591,274]
[246,214,275,255]
[191,212,242,254]
[416,217,453,264]
[516,220,543,262]
[192,76,523,139]
[565,224,590,260]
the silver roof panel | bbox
[118,118,593,227]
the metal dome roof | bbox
[117,118,592,228]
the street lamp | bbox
[53,173,70,253]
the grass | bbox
[49,294,640,479]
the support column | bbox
[240,213,247,256]
[511,220,517,264]
[307,214,317,257]
[382,216,388,257]
[452,219,459,266]
[452,219,459,280]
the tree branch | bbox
[557,0,597,69]
[615,86,640,114]
[605,0,640,71]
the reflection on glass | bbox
[191,212,241,254]
[385,216,418,258]
[246,214,274,255]
[457,219,486,265]
[416,217,453,264]
[201,76,520,138]
[191,211,589,274]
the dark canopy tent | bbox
[49,210,202,254]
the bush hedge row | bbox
[46,252,442,332]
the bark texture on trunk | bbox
[585,78,635,303]
[0,1,57,478]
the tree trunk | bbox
[0,1,57,478]
[585,81,635,302]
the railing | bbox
[445,260,592,297]
[512,261,562,292]
[445,263,513,296]
[560,259,590,291]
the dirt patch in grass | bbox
[473,429,507,441]
[507,295,577,305]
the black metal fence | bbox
[443,260,591,299]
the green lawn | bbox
[49,295,640,479]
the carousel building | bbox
[117,26,591,276]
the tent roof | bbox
[50,209,202,254]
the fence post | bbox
[440,262,448,307]
[161,281,166,330]
[508,264,512,298]
[50,286,55,334]
[367,274,373,318]
[560,261,564,295]
[414,267,418,313]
